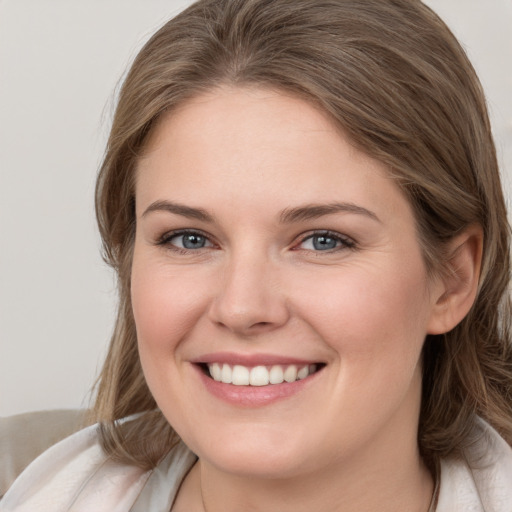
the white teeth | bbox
[207,363,319,386]
[297,366,309,380]
[211,363,222,381]
[269,365,284,384]
[283,365,298,383]
[221,363,232,384]
[249,366,270,386]
[232,365,250,385]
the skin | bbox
[131,86,477,512]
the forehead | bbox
[135,86,410,225]
[142,86,348,162]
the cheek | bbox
[130,257,211,421]
[298,263,431,438]
[130,257,208,356]
[294,261,432,372]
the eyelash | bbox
[156,229,356,254]
[157,229,215,254]
[294,230,356,253]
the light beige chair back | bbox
[0,409,88,498]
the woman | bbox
[2,0,512,510]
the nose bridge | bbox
[208,244,289,334]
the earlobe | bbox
[427,225,483,335]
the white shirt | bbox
[1,418,511,511]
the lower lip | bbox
[194,365,321,407]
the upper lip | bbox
[191,352,322,367]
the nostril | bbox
[251,321,272,329]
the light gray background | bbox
[1,0,511,416]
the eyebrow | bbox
[141,200,380,224]
[142,200,214,222]
[279,203,380,224]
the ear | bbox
[427,225,483,335]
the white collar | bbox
[437,418,512,511]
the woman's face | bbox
[132,87,443,478]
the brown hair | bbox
[93,0,512,470]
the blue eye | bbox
[162,231,214,250]
[299,232,353,251]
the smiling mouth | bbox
[200,363,325,386]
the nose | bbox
[208,251,290,336]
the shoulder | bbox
[0,424,149,511]
[0,423,196,512]
[437,418,512,512]
[0,425,196,512]
[0,409,87,497]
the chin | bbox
[182,425,316,479]
[204,449,311,479]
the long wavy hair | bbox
[93,0,512,470]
